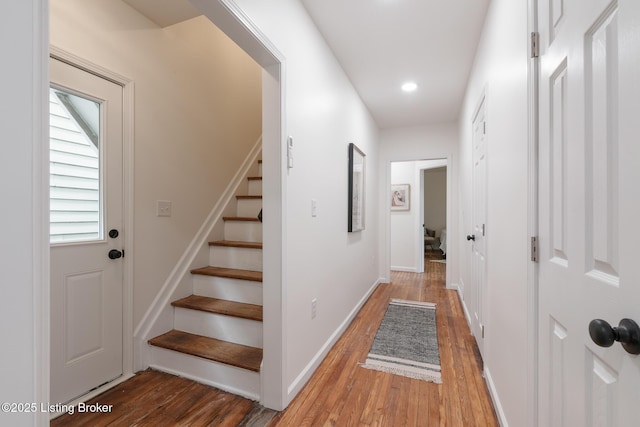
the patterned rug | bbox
[360,299,442,383]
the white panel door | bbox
[50,57,124,404]
[538,0,640,425]
[470,98,487,357]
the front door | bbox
[50,57,124,404]
[471,97,487,357]
[538,0,640,425]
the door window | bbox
[49,87,102,244]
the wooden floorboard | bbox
[269,250,498,426]
[52,250,497,426]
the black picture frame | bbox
[348,143,366,232]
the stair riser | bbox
[237,198,262,217]
[193,275,262,305]
[224,221,262,242]
[174,307,263,348]
[210,246,262,272]
[248,180,262,196]
[258,163,262,176]
[149,347,260,400]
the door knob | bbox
[108,249,123,260]
[589,318,640,355]
[467,234,476,241]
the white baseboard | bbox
[484,366,509,427]
[390,266,417,272]
[457,286,472,328]
[285,277,382,401]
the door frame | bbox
[527,0,540,426]
[384,156,454,288]
[48,46,136,405]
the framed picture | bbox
[391,184,410,211]
[348,143,365,232]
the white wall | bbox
[50,0,262,328]
[458,0,530,424]
[231,0,381,403]
[0,1,48,425]
[390,161,418,271]
[380,124,459,285]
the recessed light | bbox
[401,82,418,92]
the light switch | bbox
[157,200,172,217]
[311,199,318,217]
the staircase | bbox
[148,160,264,399]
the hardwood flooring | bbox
[269,250,497,426]
[51,250,497,426]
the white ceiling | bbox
[300,0,490,129]
[123,0,490,129]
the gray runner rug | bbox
[360,299,442,384]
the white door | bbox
[50,57,124,404]
[471,98,487,356]
[538,0,640,425]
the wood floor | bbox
[269,250,497,426]
[51,251,497,426]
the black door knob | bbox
[589,318,640,355]
[467,234,476,241]
[108,249,123,260]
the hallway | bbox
[271,255,497,425]
[51,255,496,426]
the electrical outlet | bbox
[311,298,317,319]
[157,200,172,217]
[311,199,318,217]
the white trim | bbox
[457,285,473,327]
[485,367,509,427]
[47,45,136,408]
[527,0,540,426]
[133,137,263,363]
[390,266,419,273]
[287,278,382,398]
[34,1,50,425]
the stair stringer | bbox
[133,137,262,373]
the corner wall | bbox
[458,0,530,424]
[50,0,262,329]
[0,1,48,425]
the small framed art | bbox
[391,184,410,211]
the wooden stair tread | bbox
[209,240,263,249]
[191,266,263,282]
[223,216,260,222]
[172,295,263,321]
[247,177,262,181]
[148,330,262,372]
[236,195,262,200]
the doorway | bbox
[389,159,448,275]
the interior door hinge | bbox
[530,236,538,262]
[481,325,485,339]
[531,32,540,58]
